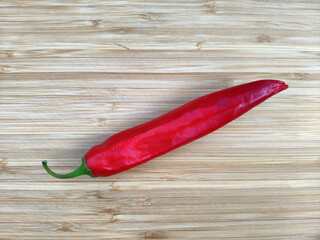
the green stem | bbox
[42,157,94,179]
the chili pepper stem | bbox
[42,158,94,179]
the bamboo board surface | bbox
[1,0,320,239]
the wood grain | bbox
[1,0,319,239]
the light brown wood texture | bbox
[1,0,320,239]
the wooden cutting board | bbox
[1,0,319,239]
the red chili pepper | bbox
[43,80,288,178]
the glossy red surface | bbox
[85,80,288,177]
